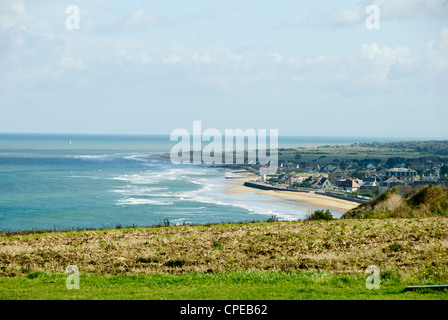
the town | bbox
[236,140,448,202]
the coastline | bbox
[223,170,359,214]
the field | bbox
[1,217,448,299]
[2,271,447,300]
[277,141,448,166]
[151,140,448,172]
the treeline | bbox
[362,140,448,156]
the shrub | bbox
[305,209,334,221]
[27,271,46,279]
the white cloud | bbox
[360,43,411,64]
[371,0,448,20]
[192,51,214,65]
[163,54,182,65]
[424,28,448,71]
[337,4,365,24]
[58,55,87,71]
[230,54,243,63]
[277,0,448,30]
[272,52,282,64]
[122,8,158,29]
[0,0,28,31]
[280,36,444,97]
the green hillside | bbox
[342,184,448,219]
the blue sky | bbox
[0,0,447,137]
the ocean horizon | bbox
[0,133,440,232]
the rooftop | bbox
[386,168,417,173]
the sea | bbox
[0,133,431,232]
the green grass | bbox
[1,271,448,300]
[342,185,448,219]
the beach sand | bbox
[224,171,359,213]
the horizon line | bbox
[0,132,447,141]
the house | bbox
[366,163,376,170]
[360,175,381,191]
[306,164,320,171]
[286,162,300,169]
[309,176,322,189]
[421,173,439,182]
[336,179,361,192]
[286,176,303,186]
[384,168,417,184]
[302,175,331,188]
[313,177,333,190]
[328,170,347,185]
[379,176,405,193]
[303,175,320,184]
[432,166,441,177]
[322,165,339,172]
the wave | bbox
[108,168,215,185]
[224,172,245,178]
[108,166,298,221]
[109,187,169,196]
[122,153,150,162]
[67,152,156,164]
[116,198,173,206]
[69,154,110,161]
[173,182,294,221]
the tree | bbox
[386,157,406,168]
[294,152,302,161]
[441,165,448,176]
[305,209,334,221]
[293,182,311,188]
[354,170,370,179]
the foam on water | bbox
[69,154,111,161]
[116,198,174,206]
[0,134,357,231]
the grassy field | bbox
[277,140,448,165]
[150,141,448,176]
[2,270,448,300]
[277,145,423,165]
[1,218,448,299]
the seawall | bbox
[243,182,367,204]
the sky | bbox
[0,0,447,137]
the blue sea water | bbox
[0,133,432,232]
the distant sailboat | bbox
[69,140,72,145]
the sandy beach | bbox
[224,171,359,214]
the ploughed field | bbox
[1,218,447,282]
